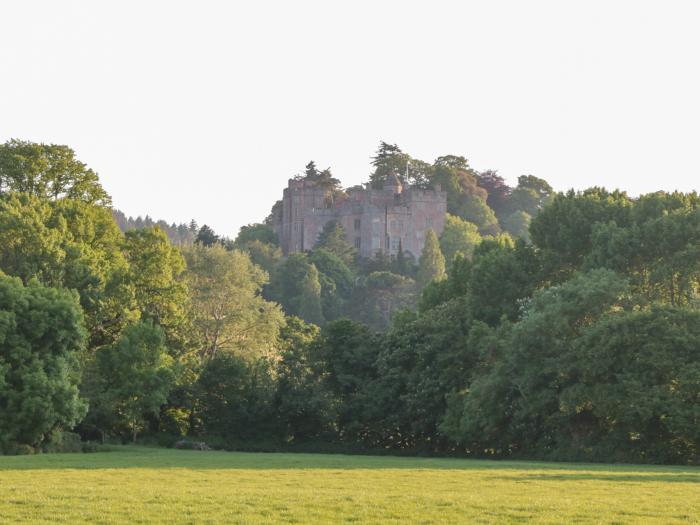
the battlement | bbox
[272,177,447,258]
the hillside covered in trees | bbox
[1,138,699,465]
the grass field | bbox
[0,447,698,524]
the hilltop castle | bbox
[271,174,447,259]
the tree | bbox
[346,271,416,331]
[530,188,632,281]
[467,237,540,325]
[315,221,356,266]
[196,224,220,247]
[310,319,379,440]
[183,244,284,361]
[562,306,700,463]
[93,321,176,443]
[234,223,278,248]
[243,240,283,276]
[477,170,512,217]
[517,175,553,201]
[369,296,477,450]
[439,214,482,265]
[0,139,111,205]
[268,253,325,325]
[298,263,324,326]
[443,269,630,455]
[0,193,136,349]
[585,200,700,307]
[0,273,88,452]
[195,352,277,441]
[502,210,532,241]
[417,229,446,288]
[369,142,411,189]
[274,317,333,441]
[123,227,189,351]
[309,248,354,322]
[430,159,500,235]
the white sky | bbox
[1,1,699,237]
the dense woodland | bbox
[1,138,699,464]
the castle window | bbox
[426,217,433,229]
[391,237,401,251]
[355,237,361,249]
[354,219,361,231]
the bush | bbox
[43,431,83,453]
[3,443,36,455]
[81,442,100,453]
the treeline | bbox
[231,187,700,464]
[1,138,699,465]
[112,210,199,246]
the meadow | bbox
[0,447,698,524]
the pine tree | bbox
[417,229,446,288]
[316,221,356,266]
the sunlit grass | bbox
[0,446,698,524]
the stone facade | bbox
[272,174,447,260]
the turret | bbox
[384,171,403,194]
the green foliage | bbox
[5,136,700,465]
[234,223,278,248]
[123,227,189,351]
[0,273,87,452]
[439,214,482,264]
[0,193,136,348]
[417,229,446,288]
[430,160,500,235]
[467,237,541,325]
[310,319,379,440]
[274,317,333,441]
[530,188,632,280]
[195,225,220,247]
[245,240,283,276]
[309,248,354,321]
[195,353,277,441]
[0,139,111,205]
[442,270,631,455]
[369,298,477,449]
[315,221,356,266]
[183,244,284,360]
[502,210,531,241]
[346,272,416,332]
[269,254,324,326]
[92,321,177,442]
[369,142,411,188]
[299,264,324,326]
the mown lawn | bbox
[0,447,698,524]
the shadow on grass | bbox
[494,473,700,483]
[1,446,698,477]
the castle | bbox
[272,173,447,259]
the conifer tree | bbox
[417,229,446,287]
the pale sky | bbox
[1,1,699,237]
